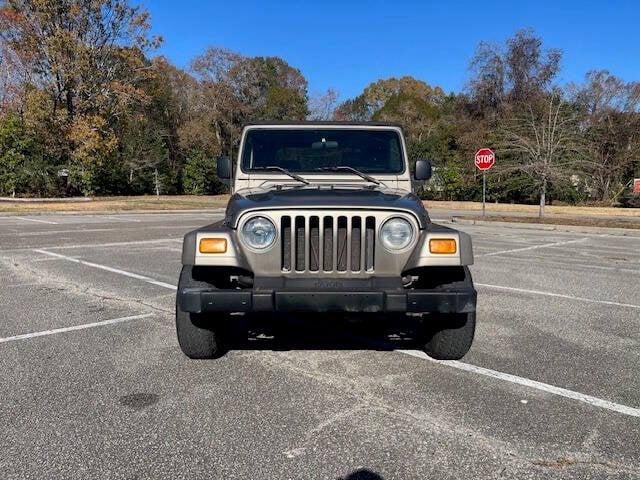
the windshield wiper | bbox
[252,166,310,185]
[315,166,381,185]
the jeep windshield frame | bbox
[240,128,406,175]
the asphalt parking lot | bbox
[1,211,639,479]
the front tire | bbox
[176,266,227,359]
[176,307,226,359]
[423,312,475,360]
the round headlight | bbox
[241,216,276,250]
[380,217,414,251]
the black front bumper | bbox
[178,277,476,315]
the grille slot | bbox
[281,214,375,273]
[337,217,348,271]
[323,217,333,271]
[281,216,291,271]
[351,217,361,271]
[309,216,320,271]
[295,216,305,271]
[365,217,375,271]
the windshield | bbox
[241,129,404,174]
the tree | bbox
[334,95,369,121]
[0,0,160,118]
[0,0,160,194]
[185,47,309,161]
[0,113,30,195]
[308,88,339,121]
[496,92,584,216]
[336,76,445,122]
[374,91,440,142]
[183,150,220,195]
[468,29,561,117]
[227,56,308,121]
[570,70,640,202]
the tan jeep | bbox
[177,122,476,359]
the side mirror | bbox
[216,156,232,180]
[414,159,432,181]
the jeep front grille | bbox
[281,215,376,273]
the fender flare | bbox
[182,220,250,269]
[403,223,474,269]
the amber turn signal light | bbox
[199,238,227,254]
[429,238,457,254]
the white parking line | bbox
[34,249,177,290]
[397,349,640,418]
[3,224,206,238]
[0,313,154,344]
[51,238,184,250]
[477,283,640,310]
[14,216,59,225]
[478,237,588,257]
[100,215,141,223]
[2,238,185,253]
[494,256,640,275]
[1,228,115,237]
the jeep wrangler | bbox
[177,122,476,359]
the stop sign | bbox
[475,148,495,171]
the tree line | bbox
[1,1,638,212]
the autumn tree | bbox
[176,47,311,193]
[0,0,160,194]
[336,76,445,122]
[228,56,308,121]
[0,0,160,117]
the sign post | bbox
[482,171,487,217]
[475,148,495,217]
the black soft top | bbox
[243,121,403,129]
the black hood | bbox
[224,185,430,228]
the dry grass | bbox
[0,195,230,213]
[456,215,640,230]
[424,200,640,217]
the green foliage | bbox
[183,151,220,195]
[0,114,33,196]
[261,85,308,121]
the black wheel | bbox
[422,312,476,360]
[175,266,227,359]
[176,307,226,359]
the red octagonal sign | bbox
[475,148,495,171]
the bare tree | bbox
[308,88,339,121]
[569,70,640,202]
[497,93,584,217]
[468,29,561,118]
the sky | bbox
[146,0,640,100]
